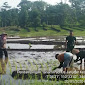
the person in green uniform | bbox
[65,31,76,52]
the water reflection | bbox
[0,57,8,74]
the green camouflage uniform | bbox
[66,36,76,52]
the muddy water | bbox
[6,44,55,49]
[6,43,85,49]
[8,51,61,72]
[1,36,85,85]
[7,36,85,41]
[0,50,83,85]
[0,51,62,85]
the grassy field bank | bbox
[0,25,85,37]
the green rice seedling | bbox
[19,63,22,70]
[52,66,57,71]
[48,60,53,64]
[21,74,24,80]
[14,75,17,79]
[8,46,10,49]
[3,80,5,85]
[40,71,43,80]
[52,60,60,71]
[8,60,12,74]
[45,62,49,72]
[46,74,50,81]
[1,75,2,81]
[13,62,18,71]
[40,62,44,71]
[32,60,39,80]
[10,78,12,85]
[15,64,17,70]
[34,73,38,80]
[28,43,32,49]
[13,61,18,70]
[29,74,32,80]
[0,62,2,73]
[33,59,38,71]
[25,62,28,70]
[28,59,34,71]
[8,60,11,67]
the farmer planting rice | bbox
[55,52,73,72]
[72,49,85,64]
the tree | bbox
[69,0,85,25]
[29,10,41,31]
[10,8,19,26]
[0,2,11,27]
[31,1,47,25]
[18,0,31,28]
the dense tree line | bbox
[0,0,85,29]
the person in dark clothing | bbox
[72,49,85,64]
[66,31,76,52]
[0,33,8,58]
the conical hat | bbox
[72,49,79,54]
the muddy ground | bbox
[0,36,85,85]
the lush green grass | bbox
[0,25,85,37]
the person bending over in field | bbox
[72,49,85,64]
[55,52,73,72]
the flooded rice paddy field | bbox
[6,43,85,49]
[0,36,85,85]
[0,50,83,85]
[7,36,85,43]
[1,51,61,85]
[6,36,85,50]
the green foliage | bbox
[0,0,85,30]
[0,0,85,37]
[0,25,85,37]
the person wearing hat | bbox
[0,33,8,58]
[65,31,76,52]
[55,52,73,72]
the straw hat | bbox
[72,49,80,54]
[1,33,7,36]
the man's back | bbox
[66,31,76,52]
[66,36,76,45]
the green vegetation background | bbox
[0,0,85,37]
[0,25,85,37]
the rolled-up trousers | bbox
[0,49,8,58]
